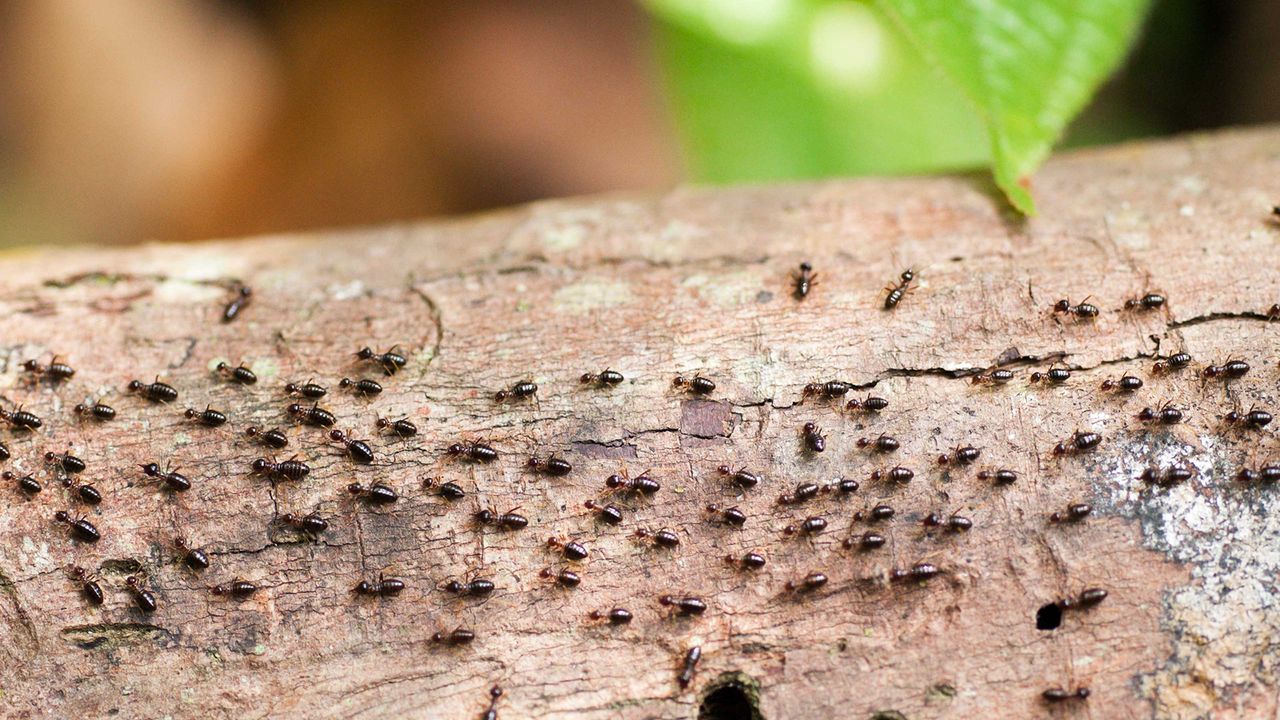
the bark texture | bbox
[1,127,1279,720]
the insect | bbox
[546,537,589,560]
[475,507,528,530]
[140,462,191,491]
[127,378,178,404]
[279,512,329,535]
[785,571,829,594]
[245,426,289,449]
[22,356,75,382]
[1202,358,1250,381]
[854,504,896,522]
[211,579,259,599]
[704,504,747,527]
[725,552,767,570]
[54,510,100,542]
[584,500,623,524]
[977,469,1018,485]
[777,482,820,505]
[287,403,336,428]
[62,477,102,505]
[581,369,624,387]
[938,445,981,465]
[1268,302,1280,321]
[970,368,1015,386]
[783,516,828,535]
[0,405,42,430]
[672,374,715,395]
[1140,465,1195,487]
[376,416,417,438]
[1236,463,1280,484]
[1137,402,1184,425]
[1053,431,1102,454]
[678,646,703,688]
[329,429,374,464]
[824,477,861,495]
[1058,587,1108,610]
[1124,292,1166,311]
[6,472,40,495]
[339,377,383,397]
[284,381,328,399]
[355,346,407,375]
[869,466,914,484]
[447,440,498,463]
[803,381,851,400]
[845,395,889,412]
[0,441,7,462]
[74,401,116,421]
[250,457,310,482]
[634,528,681,548]
[347,482,398,504]
[856,434,899,453]
[1052,297,1100,320]
[1029,366,1071,385]
[175,538,209,570]
[354,572,405,597]
[422,477,465,500]
[1152,352,1192,373]
[184,405,228,427]
[495,381,538,402]
[480,686,503,720]
[431,628,475,646]
[922,511,972,532]
[1100,375,1143,392]
[1225,406,1272,429]
[1042,687,1090,703]
[125,574,157,612]
[802,422,826,452]
[883,269,915,309]
[539,568,581,588]
[528,454,572,476]
[222,286,252,323]
[1049,503,1092,523]
[45,450,86,474]
[444,577,496,597]
[843,532,886,550]
[658,595,707,616]
[68,566,104,605]
[605,468,659,495]
[792,262,817,300]
[890,563,940,582]
[588,608,633,624]
[717,465,761,489]
[214,361,257,385]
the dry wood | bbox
[1,127,1279,720]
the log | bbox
[2,126,1279,720]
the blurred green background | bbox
[0,0,1273,246]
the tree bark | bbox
[2,126,1279,720]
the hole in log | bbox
[699,675,763,720]
[1036,602,1062,630]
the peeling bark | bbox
[1,127,1280,719]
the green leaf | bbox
[876,0,1151,213]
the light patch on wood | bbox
[553,280,632,314]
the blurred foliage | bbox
[646,0,1152,213]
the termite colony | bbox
[5,249,1277,716]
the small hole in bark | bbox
[1036,602,1062,630]
[699,677,762,720]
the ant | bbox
[339,377,383,397]
[376,416,417,438]
[214,361,257,385]
[1137,401,1184,425]
[922,511,972,533]
[678,646,703,688]
[1052,297,1100,320]
[785,572,828,594]
[792,261,817,300]
[937,445,981,465]
[704,504,747,527]
[495,381,538,402]
[1100,374,1143,392]
[1225,405,1273,429]
[883,269,915,309]
[1049,503,1092,523]
[284,380,327,399]
[22,356,75,382]
[279,512,329,536]
[287,402,336,427]
[528,454,572,476]
[585,500,623,524]
[970,368,1014,386]
[222,286,251,323]
[447,440,498,463]
[846,395,889,412]
[546,537,589,560]
[634,528,681,548]
[211,579,259,599]
[802,422,826,452]
[68,566,104,605]
[604,468,659,495]
[251,457,309,482]
[672,374,715,395]
[581,369,624,387]
[1124,292,1166,311]
[74,401,116,421]
[140,462,191,491]
[422,477,465,500]
[329,429,374,464]
[54,510,100,542]
[1053,430,1102,454]
[588,608,634,624]
[856,434,899,452]
[174,538,209,570]
[355,346,407,375]
[127,377,178,404]
[354,572,405,597]
[245,426,289,449]
[539,568,581,588]
[1152,352,1192,374]
[717,465,761,489]
[0,405,42,430]
[475,507,528,530]
[725,552,767,570]
[348,482,398,504]
[125,573,157,612]
[184,405,227,427]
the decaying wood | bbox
[1,127,1279,720]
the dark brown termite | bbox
[588,608,633,625]
[1049,503,1092,523]
[1152,352,1192,374]
[539,568,581,588]
[481,686,503,720]
[284,381,327,399]
[22,356,75,382]
[783,516,828,535]
[1140,465,1196,487]
[1053,431,1102,455]
[778,482,820,505]
[1137,402,1184,425]
[376,416,418,438]
[672,374,715,395]
[846,395,889,411]
[793,261,817,300]
[883,269,915,309]
[422,477,466,500]
[938,445,981,465]
[45,450,86,474]
[0,405,43,430]
[528,454,572,476]
[215,361,257,385]
[870,466,914,484]
[432,628,475,646]
[251,457,310,482]
[658,595,707,616]
[211,579,259,599]
[678,646,703,688]
[1029,366,1071,385]
[354,572,405,597]
[725,551,767,569]
[184,405,227,427]
[1202,358,1250,381]
[977,468,1018,485]
[245,426,289,449]
[54,511,100,542]
[802,422,826,452]
[585,500,624,524]
[634,527,681,548]
[1101,374,1143,392]
[581,369,624,387]
[705,504,747,527]
[922,511,972,532]
[125,574,157,612]
[348,482,398,504]
[547,537,589,560]
[1124,292,1166,311]
[842,532,886,550]
[1058,587,1108,610]
[475,507,528,530]
[222,286,251,323]
[1042,687,1090,703]
[605,468,659,495]
[74,401,116,421]
[127,378,178,404]
[717,465,761,489]
[175,538,209,570]
[853,504,896,522]
[1236,464,1280,484]
[280,512,329,535]
[890,562,940,582]
[340,377,383,397]
[329,429,374,464]
[803,380,850,400]
[7,472,40,495]
[355,346,407,375]
[970,368,1015,386]
[495,381,538,402]
[140,462,191,491]
[1225,406,1273,429]
[1052,297,1100,320]
[287,402,336,427]
[447,440,498,463]
[785,571,829,594]
[68,566,104,605]
[444,576,495,597]
[62,477,102,505]
[856,433,899,453]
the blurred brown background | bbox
[1,0,1278,247]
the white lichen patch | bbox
[18,537,53,572]
[327,281,366,301]
[153,280,223,304]
[686,271,765,308]
[553,280,632,314]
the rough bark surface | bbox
[1,127,1279,720]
